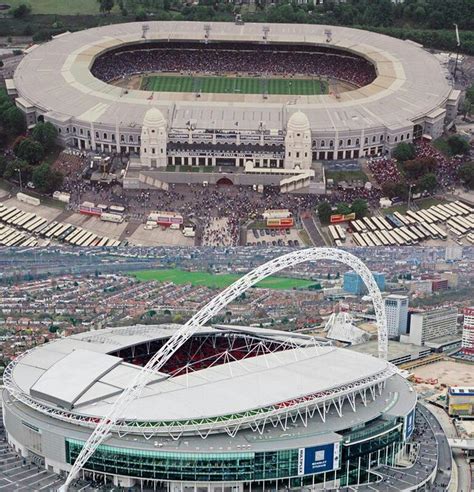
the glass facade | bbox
[66,440,301,482]
[65,418,403,487]
[343,271,385,295]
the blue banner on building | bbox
[404,407,416,440]
[297,442,340,476]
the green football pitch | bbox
[141,75,328,95]
[129,269,318,290]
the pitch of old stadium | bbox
[129,268,318,289]
[141,74,328,95]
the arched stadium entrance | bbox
[413,124,423,140]
[216,177,233,186]
[61,248,388,491]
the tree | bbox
[447,134,470,155]
[31,163,63,193]
[393,142,416,161]
[15,138,44,165]
[466,84,474,106]
[1,106,26,136]
[317,202,332,224]
[11,4,31,19]
[31,122,58,152]
[0,129,8,149]
[4,159,32,182]
[351,198,368,219]
[98,0,115,14]
[0,156,7,177]
[336,202,352,215]
[135,7,147,21]
[403,157,437,179]
[416,172,438,193]
[381,181,409,199]
[458,162,474,189]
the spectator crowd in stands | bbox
[91,42,377,89]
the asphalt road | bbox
[423,402,472,492]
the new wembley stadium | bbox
[3,323,416,491]
[10,21,459,192]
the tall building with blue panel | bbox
[343,271,385,295]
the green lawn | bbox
[129,269,317,290]
[383,203,409,214]
[416,197,448,209]
[5,0,114,15]
[325,170,369,183]
[141,75,328,96]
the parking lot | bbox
[0,192,196,247]
[245,227,302,247]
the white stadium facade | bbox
[2,249,419,491]
[10,21,460,192]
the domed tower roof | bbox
[287,111,310,132]
[143,107,166,128]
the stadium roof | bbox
[13,325,389,421]
[14,21,452,132]
[4,324,418,447]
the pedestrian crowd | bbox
[367,155,402,185]
[415,140,466,188]
[368,141,468,189]
[202,217,237,246]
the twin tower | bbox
[140,107,313,171]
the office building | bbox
[402,308,458,346]
[461,307,474,354]
[343,271,385,295]
[385,295,409,338]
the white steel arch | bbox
[61,247,387,491]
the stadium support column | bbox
[359,128,365,157]
[90,122,96,151]
[115,121,121,153]
[334,130,339,159]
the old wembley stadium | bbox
[1,248,420,491]
[10,21,460,192]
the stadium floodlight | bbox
[141,24,149,40]
[234,13,244,26]
[204,24,211,44]
[324,29,332,43]
[454,24,460,47]
[453,24,460,81]
[60,247,388,491]
[262,25,270,42]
